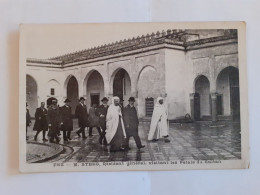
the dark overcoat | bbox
[88,107,99,127]
[47,105,61,136]
[60,105,73,131]
[95,104,109,130]
[75,103,89,128]
[33,107,48,131]
[26,109,31,126]
[123,104,139,136]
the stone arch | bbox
[83,70,105,108]
[193,74,210,93]
[26,74,38,115]
[216,66,240,120]
[194,75,211,120]
[136,65,157,91]
[136,65,159,118]
[110,68,131,106]
[64,74,79,95]
[64,75,79,113]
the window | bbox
[50,88,55,95]
[145,97,154,117]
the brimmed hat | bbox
[64,98,71,103]
[79,97,85,101]
[101,97,109,102]
[128,97,135,102]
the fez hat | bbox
[128,97,135,102]
[101,97,109,102]
[64,98,71,103]
[79,97,85,101]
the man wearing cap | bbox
[95,97,109,145]
[60,99,73,141]
[75,97,88,139]
[47,99,61,143]
[33,102,48,141]
[123,97,145,150]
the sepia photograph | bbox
[19,22,249,172]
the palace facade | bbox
[26,29,240,121]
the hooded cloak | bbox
[105,97,126,143]
[148,97,168,140]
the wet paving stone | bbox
[26,120,241,162]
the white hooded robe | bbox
[148,97,169,140]
[105,97,126,144]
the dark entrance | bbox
[229,68,240,121]
[67,76,79,114]
[90,94,100,106]
[216,66,240,121]
[113,68,131,106]
[194,93,200,121]
[113,69,125,102]
[194,75,210,121]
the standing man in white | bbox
[148,97,170,143]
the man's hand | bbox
[39,117,41,119]
[60,122,63,125]
[48,124,52,127]
[100,114,104,118]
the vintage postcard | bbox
[19,22,249,172]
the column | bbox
[189,93,195,120]
[211,92,218,122]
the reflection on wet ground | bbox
[27,120,241,162]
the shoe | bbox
[42,138,48,142]
[67,137,72,140]
[164,138,170,143]
[34,135,37,141]
[76,132,81,137]
[138,145,145,150]
[125,146,131,150]
[82,136,87,139]
[152,139,159,142]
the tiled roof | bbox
[27,29,237,65]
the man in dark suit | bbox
[33,102,48,141]
[47,99,61,143]
[26,102,31,141]
[95,97,109,145]
[60,99,73,142]
[75,97,88,139]
[123,97,145,150]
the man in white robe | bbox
[148,97,170,143]
[105,96,127,152]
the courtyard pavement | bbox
[26,120,241,163]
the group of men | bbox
[26,95,159,151]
